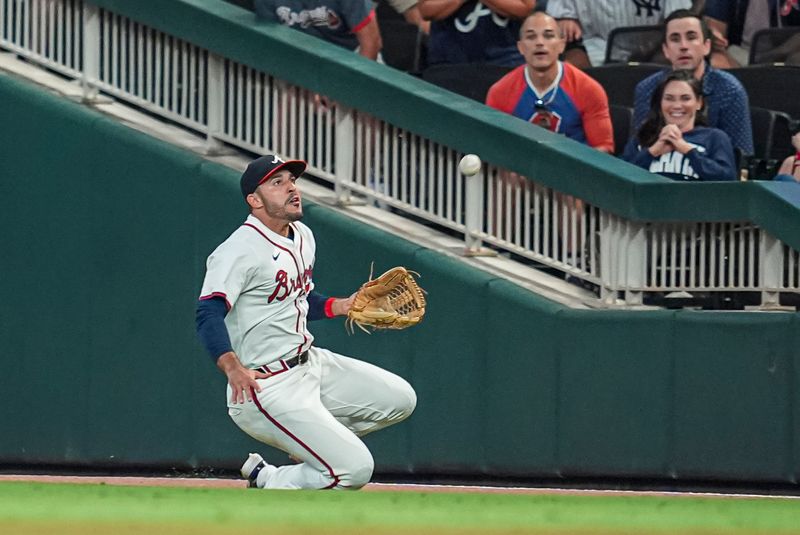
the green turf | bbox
[1,482,800,534]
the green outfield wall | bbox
[1,73,800,485]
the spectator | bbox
[418,0,536,67]
[254,0,382,60]
[546,0,692,69]
[623,70,737,181]
[752,32,800,65]
[775,127,800,181]
[383,0,430,33]
[704,0,800,68]
[486,11,614,152]
[633,9,754,155]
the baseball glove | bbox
[346,266,426,333]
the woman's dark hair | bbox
[636,69,707,147]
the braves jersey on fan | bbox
[485,61,614,152]
[199,215,316,368]
[427,0,524,66]
[254,0,374,51]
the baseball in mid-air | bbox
[459,154,482,176]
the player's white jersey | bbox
[199,214,315,368]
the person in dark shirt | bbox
[633,10,754,156]
[254,0,382,60]
[624,69,737,181]
[418,0,535,66]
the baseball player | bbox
[195,154,417,490]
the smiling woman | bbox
[622,69,738,182]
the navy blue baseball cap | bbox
[240,154,307,198]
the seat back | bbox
[604,25,667,65]
[421,63,514,102]
[377,1,427,73]
[749,106,777,161]
[748,27,800,66]
[728,66,800,120]
[380,19,426,73]
[585,63,664,107]
[771,110,796,161]
[743,107,794,179]
[610,104,634,156]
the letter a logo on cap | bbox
[271,155,284,164]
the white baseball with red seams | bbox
[459,154,482,176]
[199,213,416,490]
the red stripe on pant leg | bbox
[250,388,341,489]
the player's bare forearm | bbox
[402,6,431,33]
[217,352,270,404]
[704,16,729,50]
[331,293,356,316]
[557,18,582,42]
[356,18,381,60]
[480,0,535,19]
[418,0,463,21]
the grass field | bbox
[1,482,800,534]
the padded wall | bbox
[2,73,799,484]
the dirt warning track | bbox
[1,474,798,500]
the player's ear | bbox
[246,192,262,210]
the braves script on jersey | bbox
[200,215,315,367]
[275,6,342,29]
[254,0,374,51]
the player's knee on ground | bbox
[394,380,417,423]
[340,450,375,489]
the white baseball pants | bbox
[227,346,416,490]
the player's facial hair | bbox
[255,189,303,222]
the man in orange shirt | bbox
[486,10,614,153]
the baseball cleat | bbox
[241,452,267,488]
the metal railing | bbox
[2,0,798,309]
[0,0,83,76]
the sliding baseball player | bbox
[195,154,416,489]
